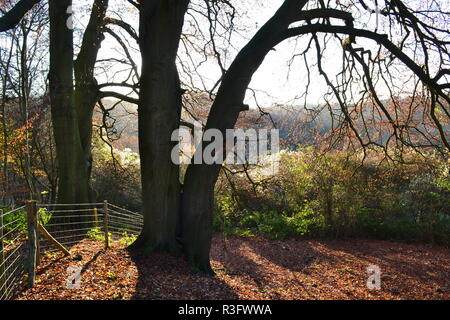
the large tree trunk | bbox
[73,0,109,202]
[131,0,189,254]
[73,71,97,200]
[180,0,307,273]
[48,0,89,204]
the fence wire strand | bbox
[1,202,142,300]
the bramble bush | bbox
[87,227,137,246]
[214,148,450,245]
[1,206,51,235]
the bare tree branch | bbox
[0,0,40,32]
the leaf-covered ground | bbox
[15,235,449,300]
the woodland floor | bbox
[15,235,449,300]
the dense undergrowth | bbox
[4,147,449,247]
[214,149,450,245]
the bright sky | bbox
[70,0,428,110]
[69,0,342,109]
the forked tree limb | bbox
[0,0,40,32]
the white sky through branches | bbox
[70,0,436,109]
[71,0,339,109]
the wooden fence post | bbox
[26,200,38,287]
[0,208,7,298]
[36,208,41,266]
[103,201,109,249]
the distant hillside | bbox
[95,95,447,154]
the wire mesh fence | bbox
[0,201,143,300]
[37,203,104,253]
[107,203,143,239]
[0,206,28,300]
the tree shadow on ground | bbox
[16,236,448,300]
[209,234,320,299]
[127,247,239,299]
[233,236,449,299]
[311,239,450,295]
[212,235,320,273]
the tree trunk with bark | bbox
[131,0,189,254]
[73,0,109,202]
[180,0,308,273]
[133,0,306,273]
[48,0,89,204]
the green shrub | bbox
[87,227,105,241]
[118,231,137,246]
[87,227,137,246]
[1,206,51,235]
[214,149,450,245]
[2,207,28,234]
